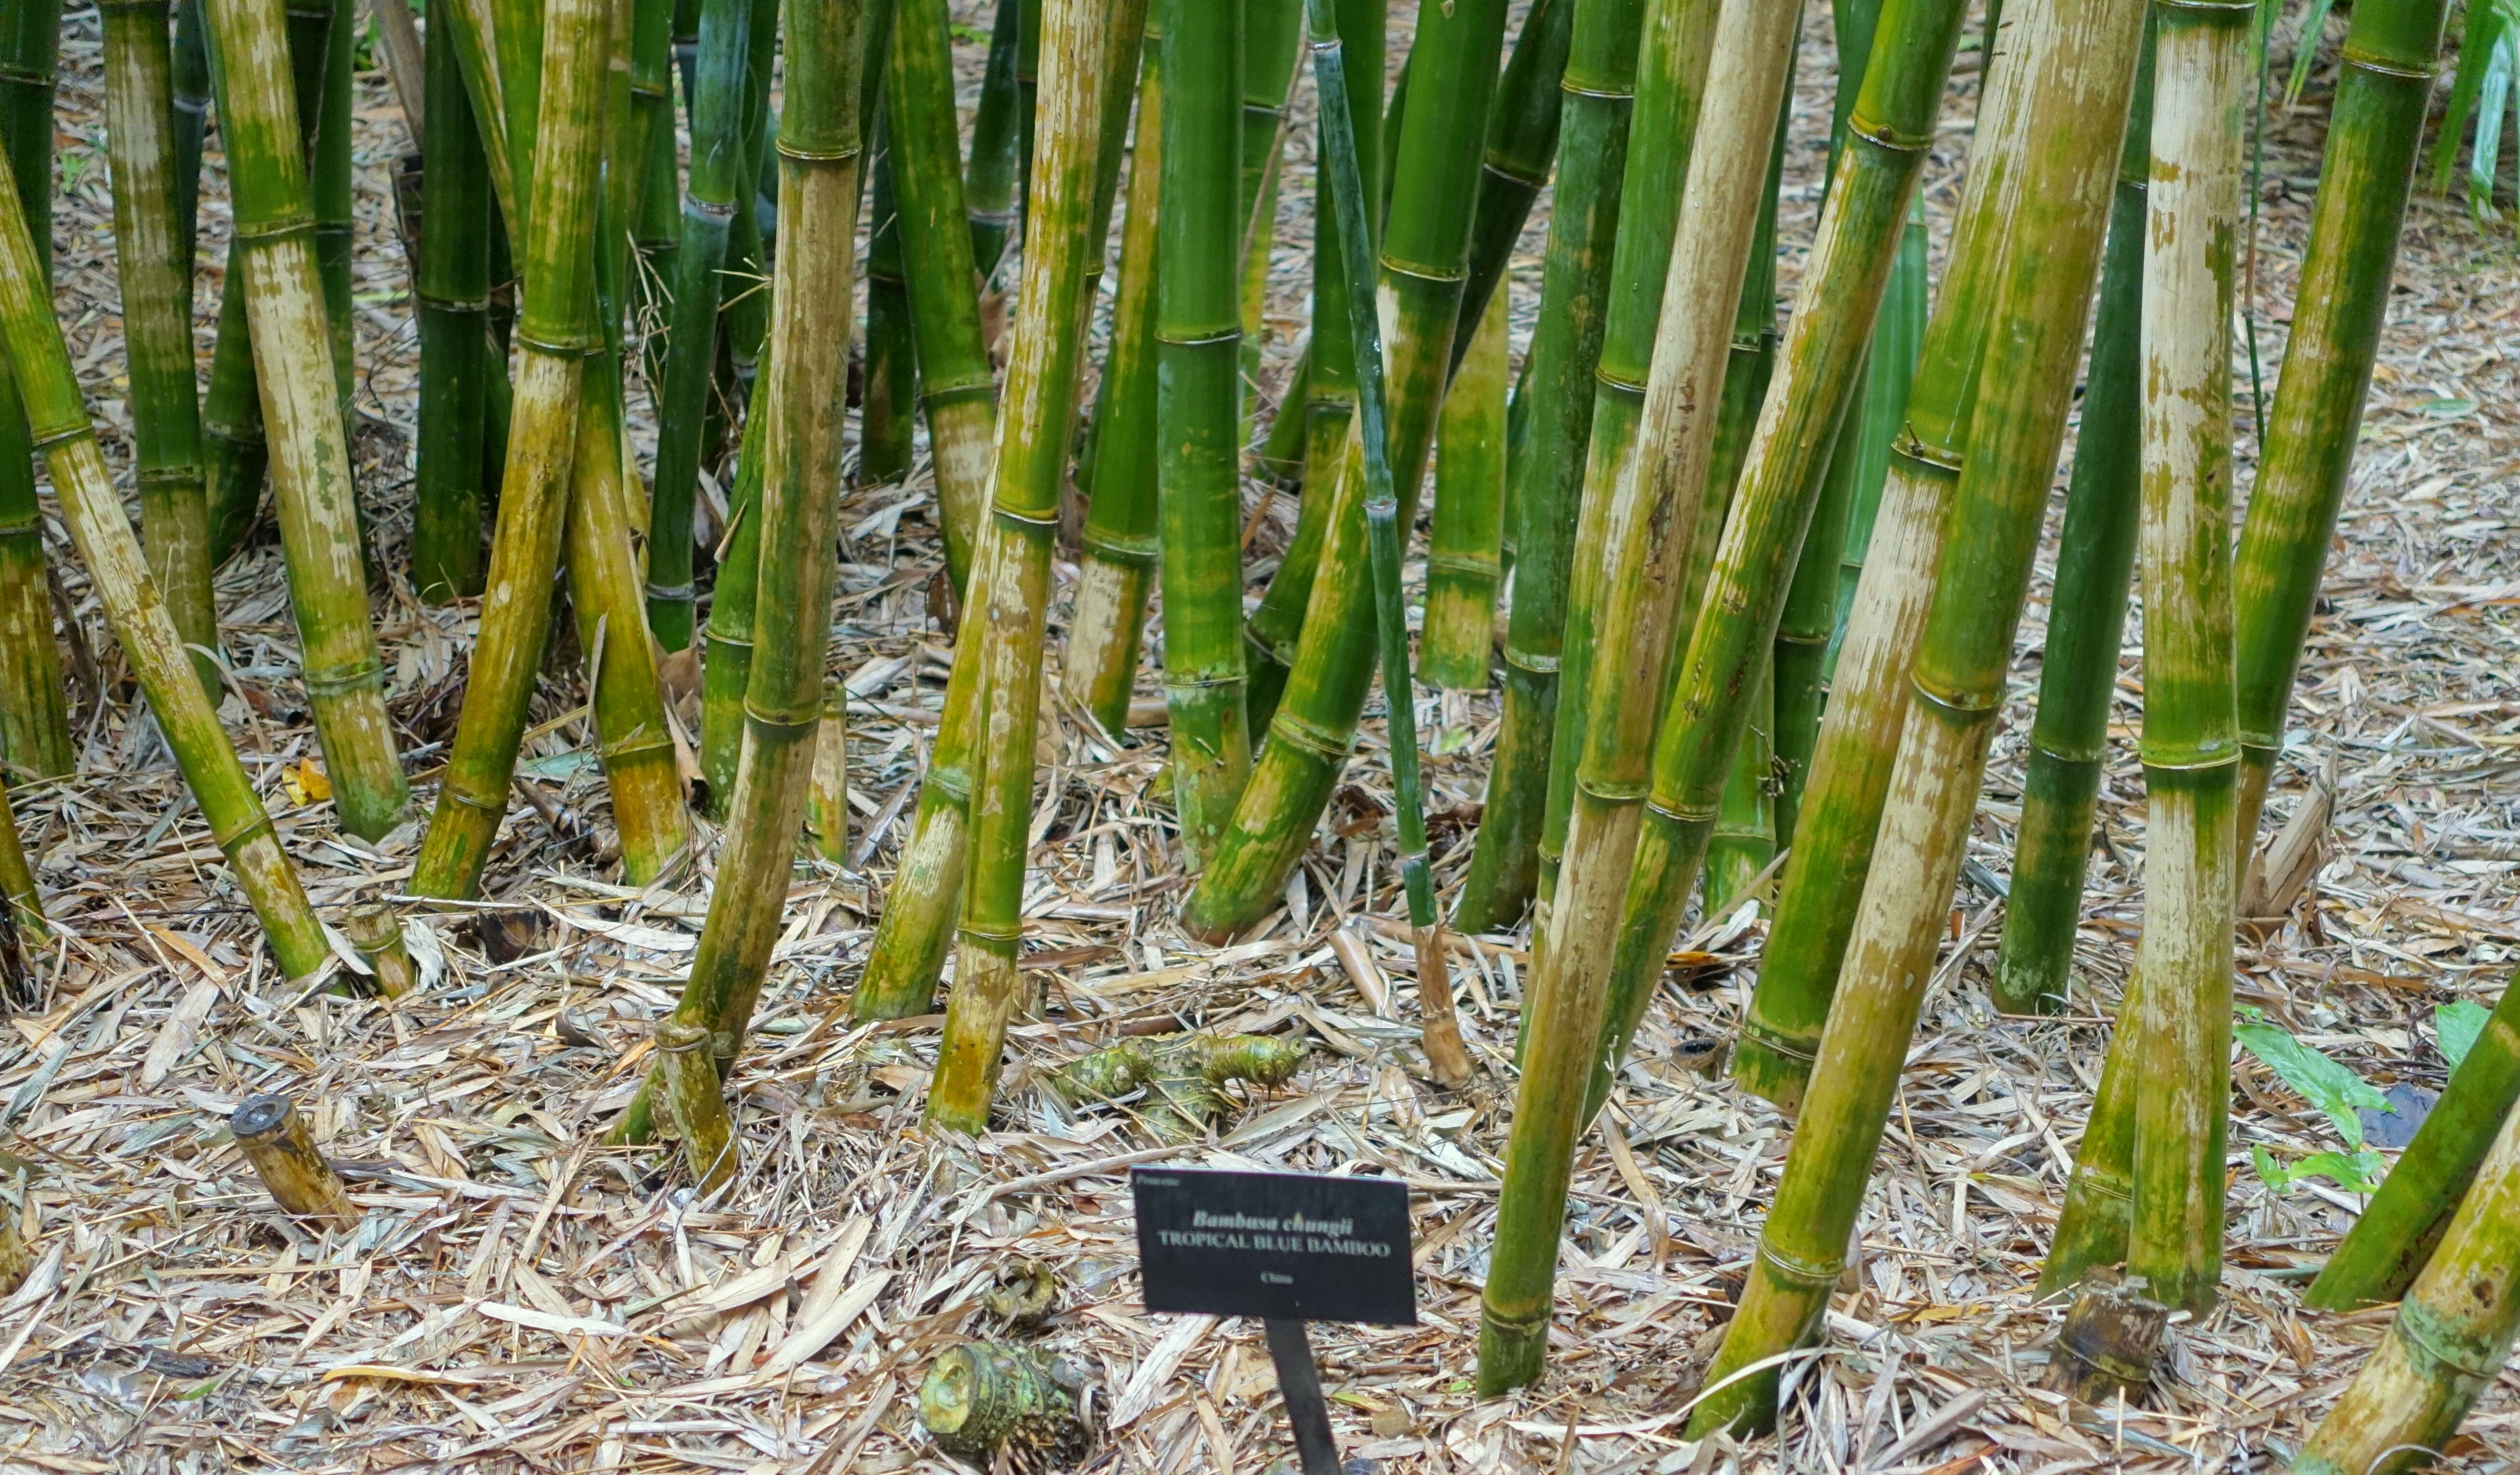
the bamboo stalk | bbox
[0,783,36,944]
[567,359,693,884]
[923,0,1132,1133]
[1307,0,1472,1084]
[807,680,849,862]
[1689,0,2145,1430]
[1178,0,1510,945]
[1421,287,1510,691]
[2230,0,2450,866]
[1728,3,2043,1107]
[645,0,863,1188]
[965,0,1022,277]
[861,119,918,484]
[102,0,221,695]
[1823,201,1924,680]
[1062,24,1164,734]
[0,0,75,781]
[1704,656,1776,911]
[644,0,763,649]
[1989,34,2152,1016]
[414,2,494,604]
[1157,0,1250,866]
[2118,0,2249,1321]
[345,902,416,997]
[2289,1094,2520,1475]
[311,0,354,417]
[1454,0,1572,356]
[173,0,210,258]
[230,1095,360,1228]
[893,0,1006,596]
[204,0,410,839]
[411,0,616,899]
[1477,0,1805,1397]
[1237,0,1303,422]
[2311,970,2520,1306]
[701,407,767,813]
[1451,0,1660,934]
[0,158,330,978]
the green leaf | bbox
[2438,999,2493,1071]
[2284,1150,2387,1193]
[2282,0,2339,104]
[2236,1018,2391,1149]
[2417,396,2480,419]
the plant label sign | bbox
[1132,1167,1416,1326]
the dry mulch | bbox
[6,0,2520,1470]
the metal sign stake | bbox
[1263,1318,1345,1475]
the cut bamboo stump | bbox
[343,903,416,998]
[230,1094,360,1229]
[918,1342,1094,1471]
[2046,1270,2168,1403]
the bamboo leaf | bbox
[2237,1010,2390,1147]
[2438,998,2492,1070]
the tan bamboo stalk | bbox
[411,0,614,899]
[1691,0,2145,1429]
[202,0,409,839]
[0,161,329,979]
[924,0,1126,1134]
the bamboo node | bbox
[1501,645,1559,674]
[774,141,864,164]
[654,1019,712,1055]
[1266,711,1350,760]
[228,213,318,245]
[643,580,697,601]
[24,422,96,455]
[206,809,280,857]
[301,657,389,699]
[1756,1241,1843,1291]
[2337,46,2440,81]
[2392,1300,2503,1382]
[740,701,824,739]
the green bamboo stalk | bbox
[1237,0,1303,417]
[0,0,75,781]
[965,0,1022,277]
[2311,970,2520,1307]
[861,118,918,484]
[1178,0,1509,944]
[1728,4,2044,1107]
[644,0,761,649]
[2230,0,2450,863]
[0,147,329,979]
[806,679,848,862]
[1157,0,1248,866]
[925,0,1132,1133]
[1476,0,1804,1397]
[311,0,353,416]
[646,0,863,1187]
[205,0,410,839]
[102,0,221,695]
[1309,0,1472,1082]
[1454,0,1571,356]
[410,0,614,898]
[568,359,693,884]
[1422,287,1510,690]
[1689,0,2145,1430]
[1704,654,1774,910]
[0,781,37,945]
[1592,0,1977,1130]
[2289,1094,2520,1475]
[2119,0,2249,1321]
[892,0,1005,595]
[1988,36,2152,1016]
[173,0,210,260]
[441,0,521,235]
[1251,340,1309,486]
[1823,201,1924,680]
[1451,0,1658,934]
[701,405,767,813]
[1769,360,1863,844]
[415,2,494,604]
[715,0,778,404]
[1015,0,1041,211]
[2037,976,2141,1292]
[1062,24,1163,734]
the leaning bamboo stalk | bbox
[0,0,75,781]
[700,407,769,812]
[1454,0,1572,356]
[1062,23,1164,734]
[2229,0,2451,864]
[2310,969,2520,1306]
[1476,0,1805,1398]
[923,0,1128,1134]
[1688,0,2145,1431]
[1157,0,1250,865]
[1178,0,1510,944]
[2119,0,2249,1321]
[893,0,1008,595]
[1988,35,2153,1016]
[1823,201,1926,679]
[1727,5,2041,1107]
[1451,0,1662,934]
[102,0,220,695]
[1307,0,1472,1083]
[204,0,409,839]
[1421,287,1511,691]
[567,359,694,884]
[2289,1094,2520,1475]
[643,0,863,1188]
[414,1,495,604]
[0,159,330,979]
[644,0,762,649]
[411,0,614,899]
[1593,0,1979,1123]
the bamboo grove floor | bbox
[7,1,2520,1470]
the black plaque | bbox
[1133,1167,1415,1326]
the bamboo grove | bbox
[3,0,2518,1459]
